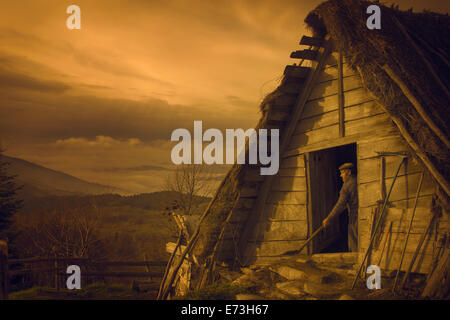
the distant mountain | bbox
[21,191,210,214]
[2,155,126,198]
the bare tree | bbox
[165,164,213,216]
[16,204,104,259]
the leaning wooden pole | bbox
[158,169,234,300]
[377,222,393,267]
[351,157,406,289]
[0,240,8,300]
[400,213,437,289]
[198,191,240,289]
[283,226,325,256]
[157,229,183,300]
[392,172,424,292]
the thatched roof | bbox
[190,0,450,269]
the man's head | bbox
[339,163,354,182]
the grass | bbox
[175,283,249,300]
[9,282,153,300]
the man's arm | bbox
[323,183,350,227]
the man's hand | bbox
[322,217,330,228]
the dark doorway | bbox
[307,143,357,253]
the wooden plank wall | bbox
[357,134,448,274]
[287,52,391,152]
[248,154,309,264]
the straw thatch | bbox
[190,0,449,272]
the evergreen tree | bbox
[0,150,22,239]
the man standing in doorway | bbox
[322,163,358,252]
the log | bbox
[290,49,318,61]
[338,48,345,137]
[158,230,183,300]
[300,35,325,47]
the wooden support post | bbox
[380,156,386,201]
[0,240,8,300]
[144,253,152,281]
[305,153,312,255]
[54,253,59,291]
[337,48,345,137]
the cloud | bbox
[0,66,70,93]
[0,85,259,145]
[55,136,143,148]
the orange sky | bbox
[0,0,448,194]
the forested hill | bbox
[20,191,210,213]
[3,155,125,197]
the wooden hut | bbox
[173,0,449,289]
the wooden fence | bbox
[0,242,167,299]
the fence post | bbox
[144,253,152,281]
[54,253,59,291]
[0,239,9,300]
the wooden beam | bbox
[290,50,318,61]
[305,153,312,255]
[382,65,450,149]
[380,156,386,200]
[300,35,325,47]
[337,49,345,137]
[238,39,332,266]
[283,65,310,79]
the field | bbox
[7,191,210,296]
